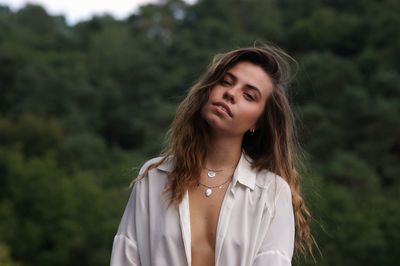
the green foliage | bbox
[0,242,21,266]
[0,0,399,265]
[0,114,62,156]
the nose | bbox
[223,86,237,104]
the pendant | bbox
[207,170,216,178]
[205,188,212,197]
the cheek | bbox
[248,111,263,126]
[210,84,227,96]
[237,107,265,131]
[243,105,264,122]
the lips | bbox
[212,102,233,117]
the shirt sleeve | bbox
[253,180,295,266]
[110,184,141,266]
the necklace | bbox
[204,167,223,178]
[197,178,231,197]
[204,165,236,178]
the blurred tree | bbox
[0,242,21,266]
[0,114,62,157]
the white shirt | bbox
[111,153,295,266]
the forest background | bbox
[0,0,399,265]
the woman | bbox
[110,44,314,266]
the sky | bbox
[0,0,193,25]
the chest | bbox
[188,182,230,265]
[188,183,229,245]
[142,176,272,266]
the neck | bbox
[204,134,243,170]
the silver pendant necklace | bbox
[197,178,231,197]
[200,161,238,197]
[205,167,223,178]
[204,165,235,178]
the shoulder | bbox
[254,169,292,216]
[255,169,291,193]
[134,156,172,196]
[138,156,165,175]
[136,155,174,184]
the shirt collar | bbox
[156,152,256,190]
[231,152,256,190]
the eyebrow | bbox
[225,72,262,98]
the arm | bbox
[110,184,140,266]
[253,180,295,266]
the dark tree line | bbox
[0,0,399,265]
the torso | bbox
[188,170,232,266]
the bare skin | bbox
[189,62,273,266]
[189,139,241,266]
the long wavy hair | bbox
[141,44,316,260]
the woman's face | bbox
[201,61,274,138]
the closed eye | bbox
[220,79,232,86]
[243,92,255,101]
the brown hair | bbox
[141,44,317,260]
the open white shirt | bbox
[111,153,295,266]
